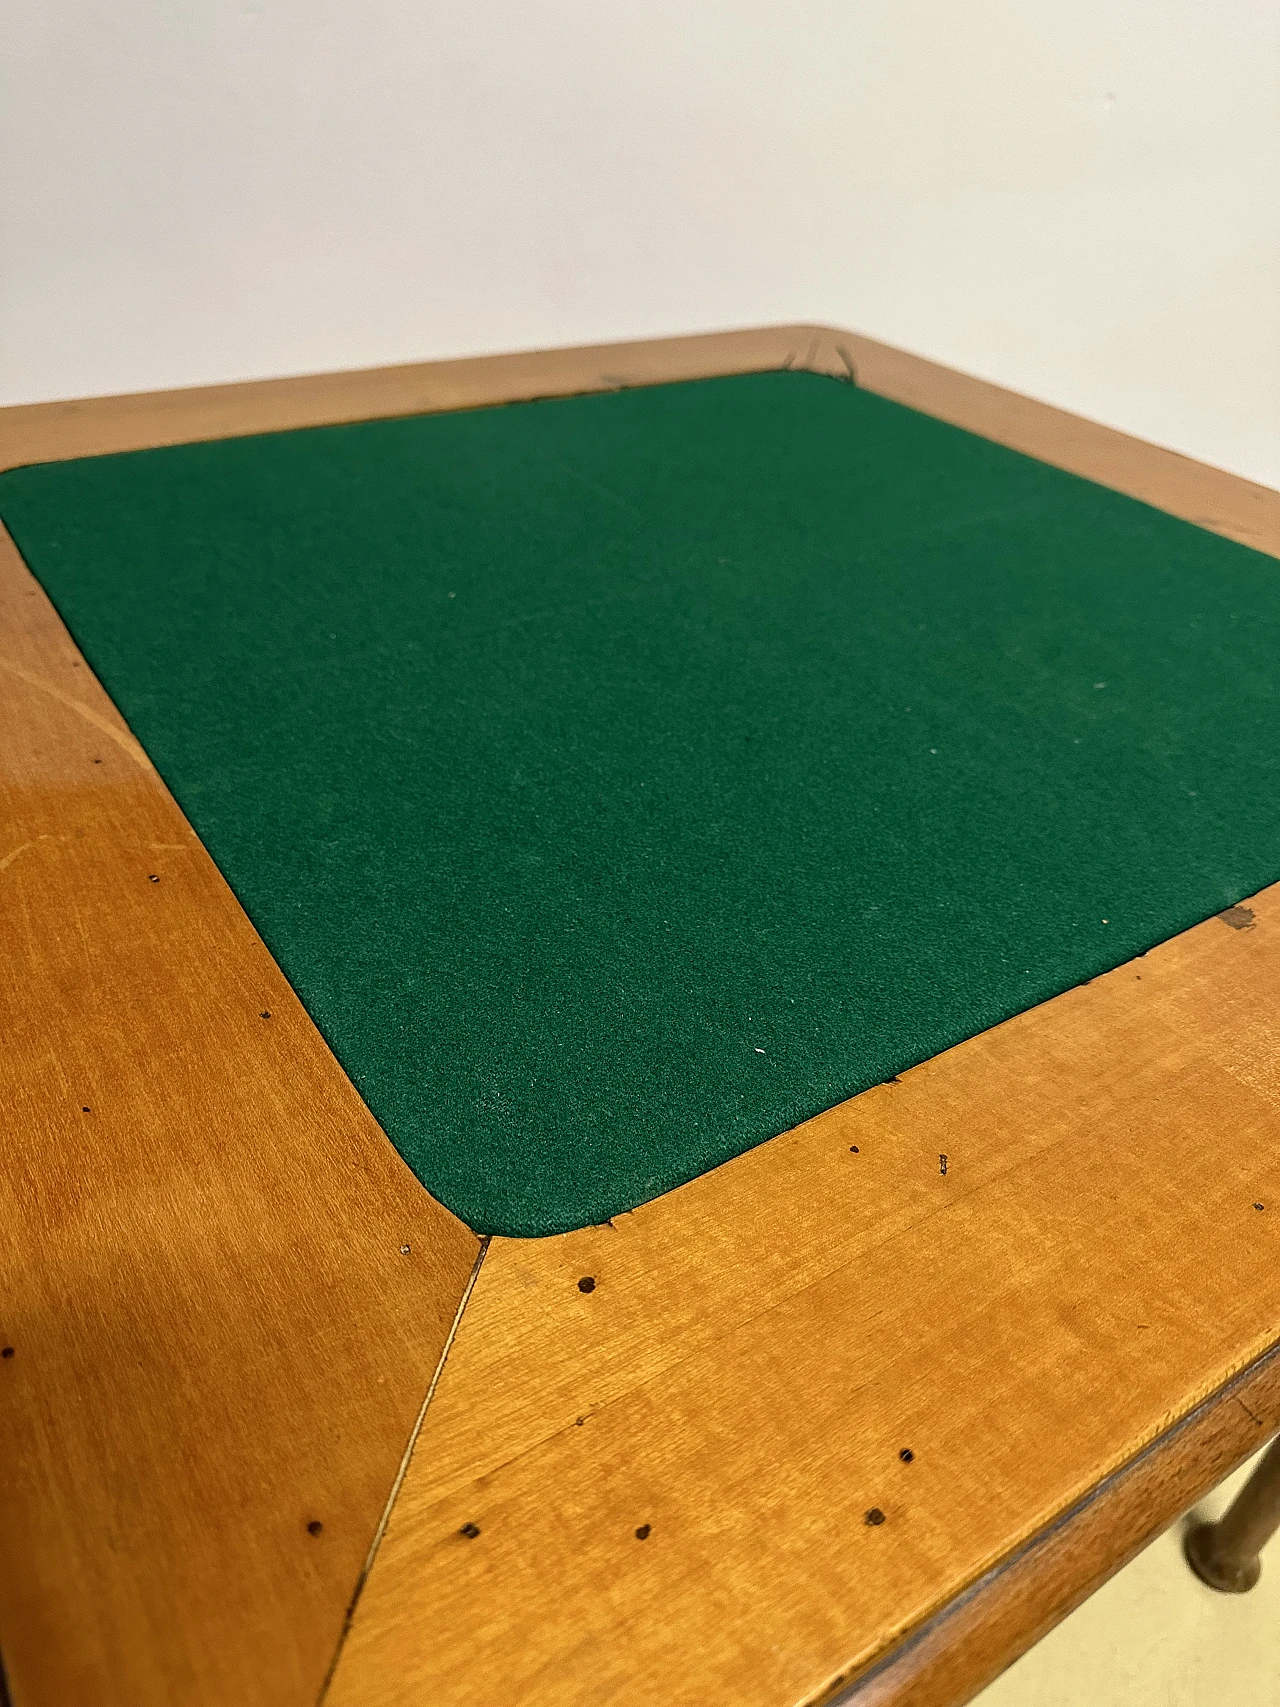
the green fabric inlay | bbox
[3,371,1277,1236]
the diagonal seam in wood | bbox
[316,1236,492,1705]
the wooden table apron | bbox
[2,327,1280,1707]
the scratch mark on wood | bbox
[0,658,153,770]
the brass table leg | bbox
[1185,1435,1280,1593]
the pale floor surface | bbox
[974,1444,1280,1707]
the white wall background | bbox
[2,1,1277,486]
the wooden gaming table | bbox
[2,326,1280,1707]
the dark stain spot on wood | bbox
[578,1276,596,1293]
[899,1448,914,1463]
[865,1507,886,1527]
[1218,905,1256,931]
[1254,1203,1265,1212]
[1,1347,13,1359]
[82,1106,91,1113]
[635,1524,651,1540]
[93,758,102,764]
[260,1011,271,1019]
[459,1522,481,1539]
[307,1520,323,1536]
[849,1145,860,1154]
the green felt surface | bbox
[3,371,1278,1236]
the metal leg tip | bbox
[1184,1523,1264,1594]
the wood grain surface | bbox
[325,888,1280,1707]
[0,327,814,472]
[4,327,1280,1707]
[0,525,480,1707]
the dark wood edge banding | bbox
[831,1341,1280,1707]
